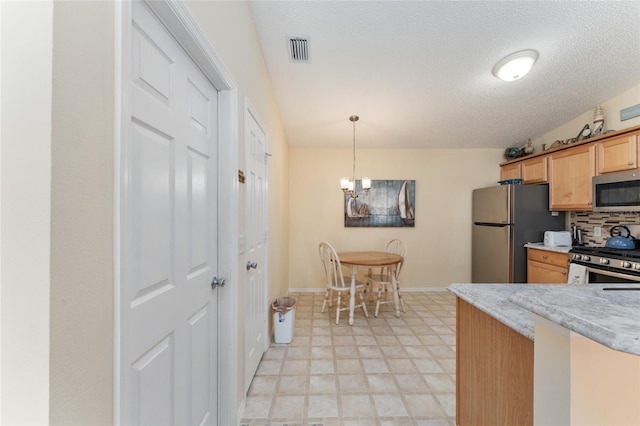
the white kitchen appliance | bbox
[544,231,572,247]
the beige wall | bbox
[531,83,640,152]
[289,148,503,291]
[1,1,52,423]
[50,2,114,424]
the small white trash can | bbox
[272,297,296,344]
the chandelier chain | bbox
[352,116,357,185]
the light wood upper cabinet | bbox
[498,126,640,212]
[596,132,638,175]
[500,162,521,180]
[527,248,568,284]
[521,156,548,183]
[549,144,596,210]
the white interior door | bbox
[243,105,268,393]
[121,2,219,423]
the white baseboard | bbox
[236,397,246,426]
[402,287,451,292]
[287,287,450,293]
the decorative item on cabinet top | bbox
[544,106,610,151]
[592,105,605,136]
[504,138,534,161]
[504,147,527,160]
[524,138,534,155]
[498,179,523,185]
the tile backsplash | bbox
[571,211,640,246]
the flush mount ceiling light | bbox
[493,50,538,82]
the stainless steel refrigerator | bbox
[472,184,565,283]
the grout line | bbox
[242,291,458,425]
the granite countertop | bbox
[448,283,536,340]
[524,242,572,254]
[509,284,640,356]
[448,283,640,356]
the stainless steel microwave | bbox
[593,170,640,212]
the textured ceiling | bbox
[248,1,640,150]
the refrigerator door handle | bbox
[474,222,510,227]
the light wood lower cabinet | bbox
[456,298,533,426]
[527,248,568,284]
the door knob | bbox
[246,261,257,270]
[211,276,226,289]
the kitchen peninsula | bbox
[449,283,640,426]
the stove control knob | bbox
[573,254,581,260]
[582,255,591,262]
[600,258,609,265]
[622,261,632,268]
[634,264,640,270]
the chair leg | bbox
[364,280,371,301]
[375,283,383,317]
[358,290,369,317]
[397,284,406,312]
[335,292,341,325]
[321,288,330,313]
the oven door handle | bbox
[585,266,640,282]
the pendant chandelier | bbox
[340,115,370,198]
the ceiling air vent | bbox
[288,37,309,63]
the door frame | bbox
[113,1,239,424]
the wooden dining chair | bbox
[366,239,407,317]
[318,241,369,324]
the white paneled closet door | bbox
[244,106,268,394]
[122,2,219,424]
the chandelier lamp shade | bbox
[340,115,370,198]
[492,49,538,82]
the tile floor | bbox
[240,290,457,426]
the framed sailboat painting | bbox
[344,180,415,227]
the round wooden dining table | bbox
[338,251,403,325]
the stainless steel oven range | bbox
[569,246,640,283]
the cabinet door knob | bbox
[543,255,548,259]
[628,161,634,166]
